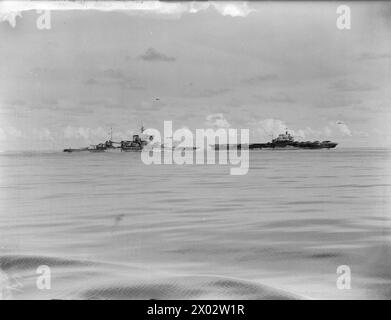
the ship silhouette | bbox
[63,126,153,153]
[213,130,338,150]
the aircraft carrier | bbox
[213,130,338,150]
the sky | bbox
[0,1,390,150]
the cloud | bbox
[212,2,255,17]
[252,118,354,142]
[63,126,110,141]
[0,1,255,27]
[63,126,129,143]
[0,126,53,141]
[296,122,352,139]
[0,128,5,141]
[329,79,378,92]
[32,128,53,141]
[255,119,324,140]
[297,122,353,139]
[294,127,332,140]
[334,120,351,136]
[206,113,231,128]
[139,48,176,62]
[0,126,23,141]
[257,119,287,138]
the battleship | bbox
[63,126,153,153]
[213,130,338,150]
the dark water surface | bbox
[0,148,390,299]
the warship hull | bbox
[213,141,338,150]
[104,147,122,152]
[63,148,89,153]
[248,141,338,150]
[121,147,143,152]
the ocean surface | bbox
[0,148,390,300]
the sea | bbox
[0,148,390,299]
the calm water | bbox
[0,148,390,299]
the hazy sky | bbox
[0,1,390,150]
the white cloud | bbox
[294,123,353,140]
[32,128,52,140]
[0,126,23,140]
[206,113,231,128]
[297,127,331,140]
[257,119,287,138]
[0,128,6,141]
[63,126,110,142]
[324,126,332,137]
[212,2,255,17]
[252,119,355,142]
[0,1,255,27]
[333,121,352,136]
